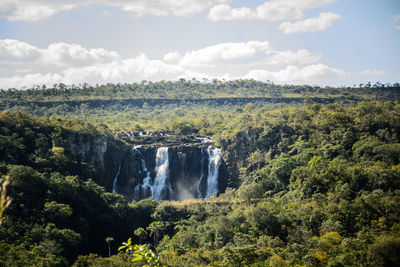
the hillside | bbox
[0,83,400,266]
[1,80,400,133]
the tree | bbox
[367,235,400,266]
[118,238,163,266]
[147,221,164,247]
[134,227,148,245]
[268,255,290,267]
[0,176,12,225]
[105,237,114,257]
[237,182,263,205]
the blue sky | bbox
[0,0,399,89]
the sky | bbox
[0,0,399,89]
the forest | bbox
[1,80,400,266]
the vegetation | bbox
[0,81,400,266]
[1,79,399,101]
[1,79,400,132]
[0,176,12,225]
[119,240,163,266]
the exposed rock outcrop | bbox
[62,132,228,201]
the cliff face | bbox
[64,132,129,190]
[115,145,228,201]
[62,132,228,201]
[168,146,228,201]
[219,126,295,187]
[61,126,295,201]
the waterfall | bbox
[205,146,222,199]
[133,149,152,200]
[196,148,206,198]
[152,147,174,200]
[112,164,121,193]
[127,145,223,201]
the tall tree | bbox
[146,221,164,247]
[134,227,148,245]
[105,237,114,257]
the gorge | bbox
[111,143,226,201]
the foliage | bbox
[1,93,400,266]
[134,227,148,245]
[0,176,12,225]
[0,114,156,265]
[118,238,163,267]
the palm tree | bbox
[105,237,114,257]
[146,221,164,247]
[134,227,148,244]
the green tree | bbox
[367,235,400,266]
[238,182,263,205]
[118,238,164,266]
[147,221,164,247]
[134,227,148,244]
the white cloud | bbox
[121,54,182,77]
[115,0,213,18]
[0,39,41,59]
[0,54,185,88]
[267,49,321,65]
[0,39,347,88]
[0,73,63,89]
[207,0,335,22]
[360,70,386,76]
[245,64,347,84]
[278,12,341,34]
[0,2,17,16]
[0,39,119,68]
[41,43,119,67]
[177,41,272,67]
[0,0,230,21]
[0,0,338,23]
[172,42,321,68]
[0,0,75,21]
[163,52,182,63]
[207,5,256,21]
[396,26,400,30]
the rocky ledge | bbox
[116,131,213,147]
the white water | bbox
[205,146,222,199]
[196,148,206,198]
[152,147,174,200]
[129,145,222,201]
[133,149,152,200]
[112,164,121,193]
[195,137,213,144]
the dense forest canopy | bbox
[1,81,400,266]
[1,79,400,101]
[1,80,400,132]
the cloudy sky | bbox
[0,0,399,89]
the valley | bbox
[1,81,400,266]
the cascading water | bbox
[152,147,174,200]
[196,147,206,198]
[133,149,153,200]
[205,146,222,199]
[112,164,121,193]
[118,144,223,201]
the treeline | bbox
[2,79,400,134]
[0,111,158,265]
[148,101,400,266]
[1,79,400,102]
[1,100,400,266]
